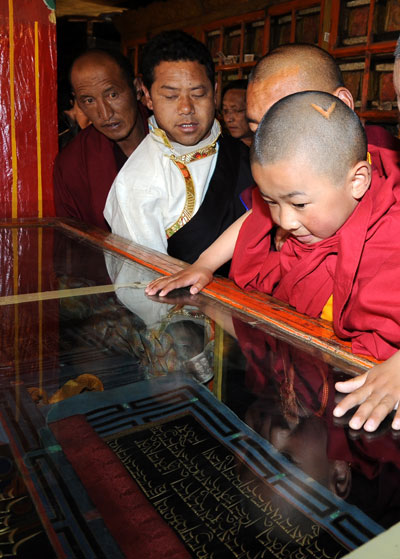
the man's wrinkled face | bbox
[71,56,138,143]
[222,89,253,142]
[143,60,216,146]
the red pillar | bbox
[0,0,58,218]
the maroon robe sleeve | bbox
[230,188,280,292]
[53,125,119,231]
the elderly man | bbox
[221,80,253,147]
[105,31,253,266]
[54,49,148,231]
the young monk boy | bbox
[146,90,400,433]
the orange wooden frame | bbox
[2,217,377,376]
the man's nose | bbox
[278,206,299,231]
[178,95,194,115]
[97,99,114,120]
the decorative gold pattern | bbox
[166,143,218,238]
[107,414,347,559]
[148,118,220,238]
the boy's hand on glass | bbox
[333,353,400,432]
[145,264,213,297]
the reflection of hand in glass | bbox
[147,292,237,339]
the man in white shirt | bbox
[104,31,253,268]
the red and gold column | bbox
[0,1,59,404]
[0,0,58,219]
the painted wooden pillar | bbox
[0,1,59,403]
[0,0,58,218]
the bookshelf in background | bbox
[121,0,399,129]
[201,11,267,105]
[125,36,147,76]
[264,0,326,51]
[330,0,399,128]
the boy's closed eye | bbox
[292,203,308,209]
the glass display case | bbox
[0,218,399,558]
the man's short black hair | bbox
[70,48,135,92]
[222,79,248,100]
[140,30,215,90]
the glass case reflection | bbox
[0,223,399,558]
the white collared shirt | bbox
[104,117,221,254]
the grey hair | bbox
[395,35,400,59]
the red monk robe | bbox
[230,144,400,361]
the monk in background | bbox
[221,80,253,147]
[54,49,148,231]
[246,43,400,158]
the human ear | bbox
[329,460,352,499]
[141,84,154,111]
[349,160,371,200]
[333,87,355,111]
[133,77,144,101]
[213,82,218,108]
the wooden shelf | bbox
[329,0,399,124]
[358,109,398,122]
[331,40,398,58]
[121,0,399,126]
[215,61,257,71]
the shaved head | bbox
[249,44,344,91]
[252,91,367,185]
[246,44,351,132]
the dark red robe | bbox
[230,144,400,360]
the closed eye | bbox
[292,203,307,209]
